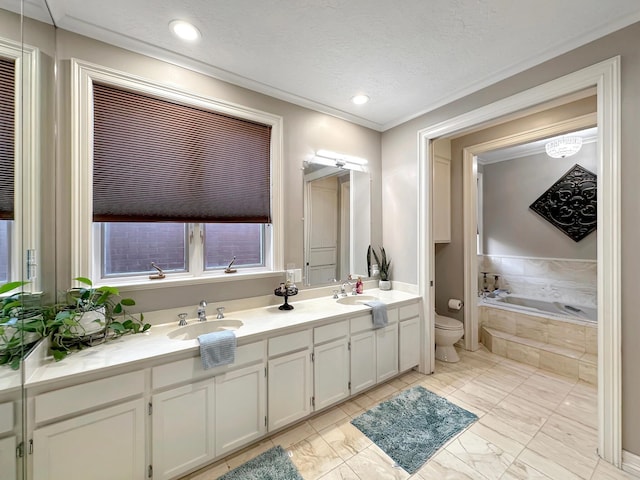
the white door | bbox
[376,323,399,383]
[350,330,376,394]
[268,350,312,430]
[215,363,266,456]
[307,176,339,285]
[33,399,146,480]
[314,338,350,410]
[399,317,421,371]
[152,380,215,480]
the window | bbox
[0,40,40,291]
[72,60,283,285]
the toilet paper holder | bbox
[448,298,464,310]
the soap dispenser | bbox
[356,276,363,294]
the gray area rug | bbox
[351,385,478,474]
[216,445,303,480]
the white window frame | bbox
[0,38,40,293]
[71,59,283,288]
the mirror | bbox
[303,160,371,286]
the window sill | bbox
[94,269,285,293]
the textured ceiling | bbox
[13,1,640,131]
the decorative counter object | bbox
[372,247,392,290]
[274,281,298,310]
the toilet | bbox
[434,313,464,362]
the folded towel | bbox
[198,330,237,370]
[364,300,388,329]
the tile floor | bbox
[183,347,633,480]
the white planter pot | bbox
[68,308,106,337]
[379,280,391,291]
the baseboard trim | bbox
[623,450,640,477]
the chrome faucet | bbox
[197,300,207,322]
[216,306,225,319]
[340,275,354,296]
[178,312,188,326]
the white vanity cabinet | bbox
[151,341,266,480]
[399,303,422,372]
[349,309,399,393]
[152,379,216,480]
[313,320,350,410]
[0,401,16,480]
[267,330,313,431]
[31,371,147,480]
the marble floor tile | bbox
[271,420,316,448]
[309,406,349,432]
[318,417,372,461]
[288,433,343,480]
[225,438,275,469]
[417,448,489,479]
[346,443,411,480]
[317,463,361,480]
[527,431,597,479]
[517,448,585,480]
[179,346,603,480]
[445,430,514,480]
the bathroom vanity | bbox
[16,289,422,480]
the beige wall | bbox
[52,29,382,312]
[382,22,640,454]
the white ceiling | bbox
[13,0,640,131]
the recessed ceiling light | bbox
[351,94,370,105]
[169,20,201,42]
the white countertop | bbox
[23,288,420,389]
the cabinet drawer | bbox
[0,401,13,435]
[35,370,145,424]
[268,330,312,357]
[350,308,398,334]
[399,303,420,321]
[314,320,348,345]
[153,340,266,390]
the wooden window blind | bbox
[92,83,272,223]
[0,57,15,220]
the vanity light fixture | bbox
[351,94,370,105]
[545,135,583,158]
[169,20,201,42]
[310,149,368,172]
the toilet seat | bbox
[435,314,463,331]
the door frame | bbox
[417,56,621,465]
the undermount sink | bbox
[167,319,243,340]
[336,295,378,306]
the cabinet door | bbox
[350,330,376,395]
[215,363,266,456]
[152,380,215,480]
[268,349,312,431]
[399,317,421,371]
[376,323,399,383]
[0,436,16,480]
[314,338,350,410]
[33,399,146,480]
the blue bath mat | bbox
[216,445,303,480]
[351,385,477,473]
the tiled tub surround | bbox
[479,254,597,308]
[480,303,597,385]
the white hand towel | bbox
[364,300,388,329]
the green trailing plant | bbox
[372,247,391,281]
[47,277,151,361]
[0,281,46,370]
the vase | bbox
[68,307,106,337]
[379,280,391,291]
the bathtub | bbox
[483,294,597,324]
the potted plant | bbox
[48,277,151,360]
[372,247,392,290]
[0,281,46,369]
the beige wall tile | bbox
[547,320,585,353]
[486,309,517,335]
[516,316,548,343]
[579,359,597,386]
[585,326,597,355]
[539,350,579,379]
[506,342,540,368]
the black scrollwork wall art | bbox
[529,164,597,242]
